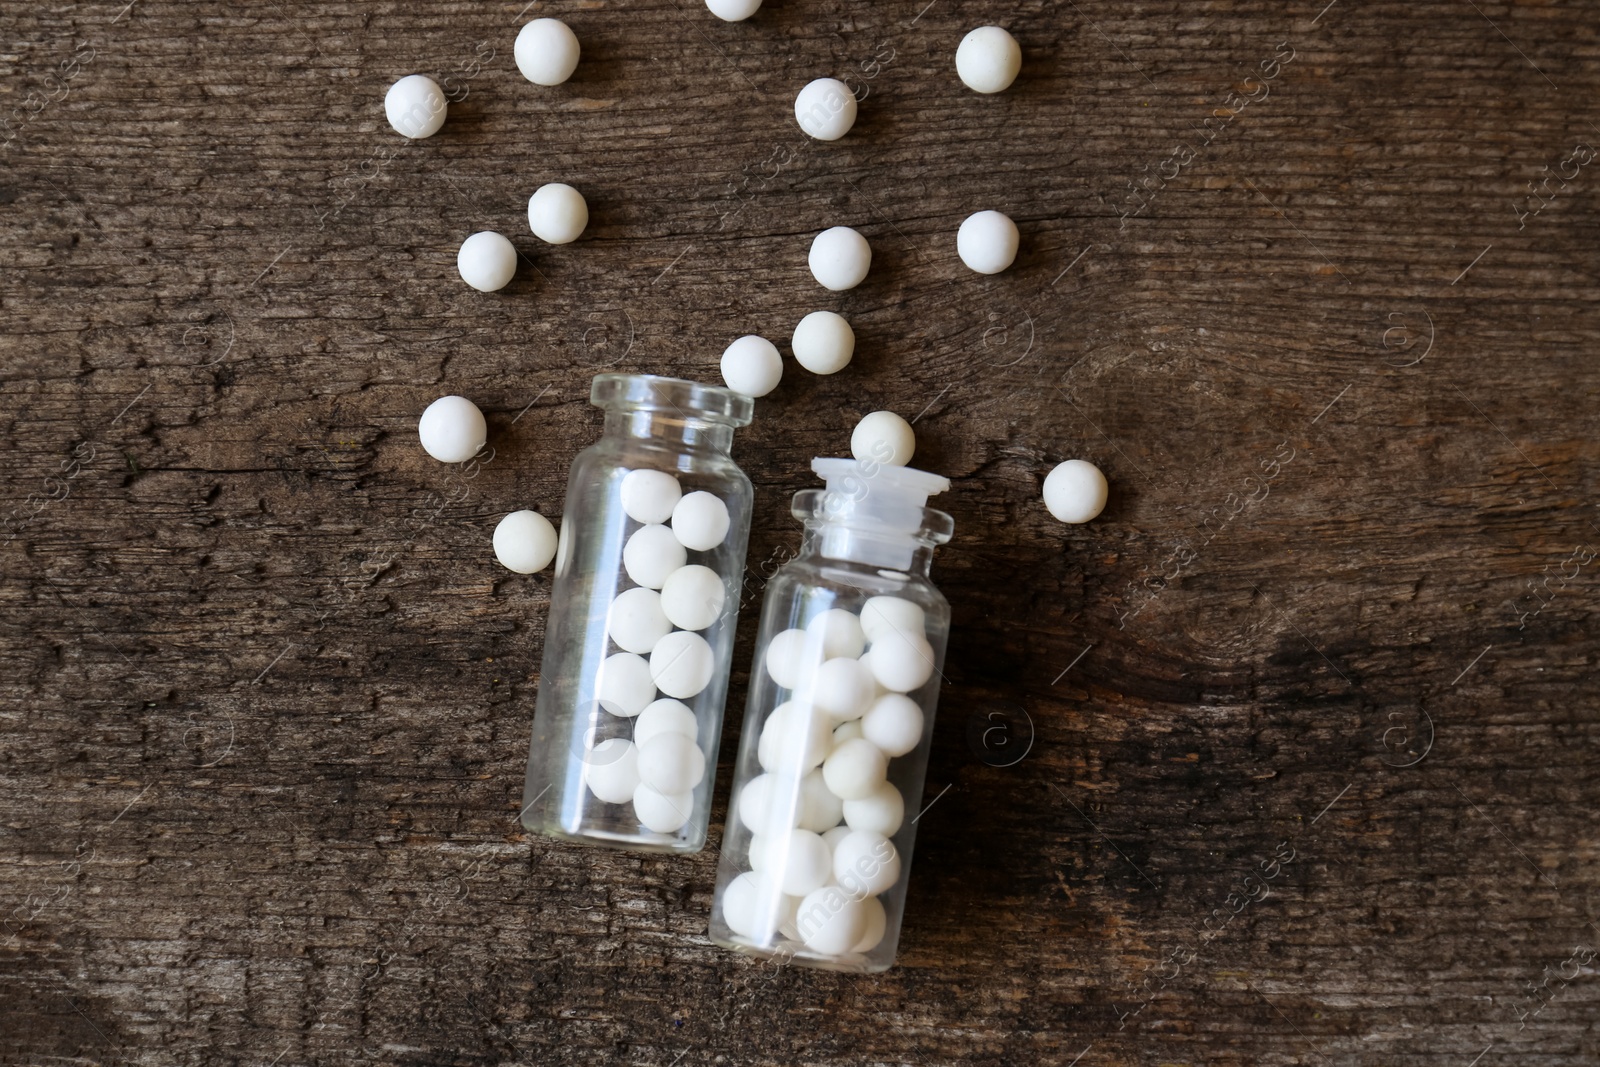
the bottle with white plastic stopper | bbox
[520,374,754,852]
[709,457,954,971]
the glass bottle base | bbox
[710,932,891,974]
[524,820,706,855]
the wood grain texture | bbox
[3,0,1598,1064]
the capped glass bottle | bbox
[521,374,754,853]
[710,458,954,971]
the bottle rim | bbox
[791,487,955,547]
[590,373,754,428]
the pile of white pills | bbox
[579,467,736,835]
[720,594,933,958]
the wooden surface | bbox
[4,1,1599,1064]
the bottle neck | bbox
[603,409,736,453]
[797,522,939,577]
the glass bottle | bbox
[520,373,754,853]
[709,457,955,971]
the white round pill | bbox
[528,182,589,245]
[636,732,706,794]
[634,698,698,749]
[738,772,784,835]
[797,769,845,833]
[772,829,833,896]
[860,693,924,757]
[832,719,864,747]
[853,895,887,953]
[492,510,558,574]
[794,77,857,141]
[864,633,936,693]
[607,587,673,654]
[706,0,762,21]
[748,832,772,870]
[823,738,888,801]
[758,701,833,773]
[851,410,915,467]
[823,824,852,856]
[1043,459,1109,523]
[623,524,686,589]
[456,231,517,292]
[791,311,855,375]
[650,630,715,699]
[720,335,784,398]
[583,737,638,803]
[417,396,486,464]
[813,657,875,722]
[956,26,1022,94]
[620,469,682,524]
[859,596,925,645]
[722,870,787,940]
[807,609,865,661]
[385,74,446,139]
[659,564,726,631]
[764,628,822,690]
[958,209,1020,274]
[809,226,872,291]
[833,830,901,896]
[796,886,867,956]
[515,18,580,86]
[671,491,731,551]
[634,782,694,833]
[842,780,904,836]
[597,652,655,717]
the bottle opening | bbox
[591,373,754,428]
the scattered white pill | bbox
[957,209,1019,274]
[706,0,762,21]
[764,628,822,690]
[385,74,446,139]
[794,77,857,141]
[956,26,1022,94]
[492,510,558,574]
[636,732,706,794]
[796,886,868,955]
[758,701,833,773]
[843,780,904,836]
[456,231,517,292]
[797,769,845,833]
[1042,459,1109,523]
[860,693,924,757]
[823,738,889,801]
[792,311,855,375]
[650,630,715,699]
[851,411,915,467]
[722,870,787,940]
[619,469,681,524]
[771,828,834,896]
[853,895,887,953]
[671,491,731,551]
[583,737,639,803]
[623,524,686,589]
[864,633,936,693]
[515,18,580,86]
[634,698,698,749]
[720,335,784,398]
[809,226,872,291]
[607,587,673,654]
[833,830,901,896]
[813,657,875,722]
[832,719,864,747]
[634,782,694,833]
[806,609,866,661]
[859,596,926,645]
[659,564,726,631]
[418,395,487,464]
[528,182,589,245]
[597,652,656,717]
